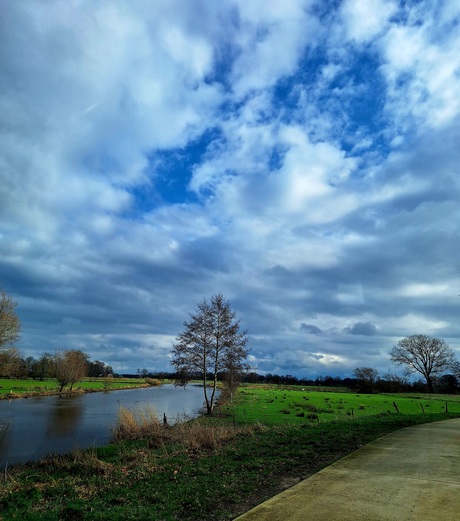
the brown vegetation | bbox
[111,404,262,450]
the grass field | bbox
[0,377,147,398]
[223,385,460,424]
[1,384,459,520]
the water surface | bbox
[0,384,207,465]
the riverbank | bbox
[0,377,156,400]
[1,386,459,520]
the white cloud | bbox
[380,9,460,131]
[341,0,397,43]
[230,0,320,96]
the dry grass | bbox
[111,404,263,451]
[144,377,162,386]
[111,405,163,442]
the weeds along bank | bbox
[1,386,459,521]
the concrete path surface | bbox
[235,418,460,521]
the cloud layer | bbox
[1,0,460,377]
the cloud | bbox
[344,322,378,336]
[300,324,322,335]
[341,0,397,43]
[1,1,459,378]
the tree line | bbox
[0,349,114,385]
[2,288,460,410]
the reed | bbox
[111,405,164,442]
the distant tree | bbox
[35,352,53,381]
[390,335,456,393]
[435,374,458,394]
[25,356,36,378]
[137,368,149,379]
[52,350,89,392]
[244,372,261,384]
[378,373,409,393]
[87,360,113,378]
[171,293,249,415]
[451,360,460,381]
[0,289,20,350]
[353,367,379,393]
[0,347,22,378]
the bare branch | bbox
[390,335,456,393]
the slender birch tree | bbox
[171,293,249,415]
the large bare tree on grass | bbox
[171,293,249,415]
[390,335,456,393]
[52,350,89,392]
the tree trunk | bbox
[427,376,434,393]
[203,378,211,414]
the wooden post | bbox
[392,401,400,413]
[420,403,425,414]
[446,401,448,413]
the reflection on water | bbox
[0,422,11,455]
[0,384,207,466]
[46,396,84,437]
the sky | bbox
[1,0,460,378]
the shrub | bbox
[145,378,162,386]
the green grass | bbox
[222,385,460,424]
[1,385,459,521]
[0,378,147,398]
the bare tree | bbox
[380,373,409,393]
[353,367,379,393]
[0,289,20,349]
[390,335,456,393]
[0,346,22,378]
[451,360,460,381]
[171,293,249,415]
[52,350,89,392]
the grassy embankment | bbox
[1,385,459,521]
[0,377,159,399]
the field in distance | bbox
[0,377,149,398]
[222,384,460,425]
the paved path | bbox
[235,419,460,521]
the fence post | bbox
[420,403,425,414]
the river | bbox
[0,384,208,466]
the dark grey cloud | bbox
[300,324,322,334]
[344,322,378,336]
